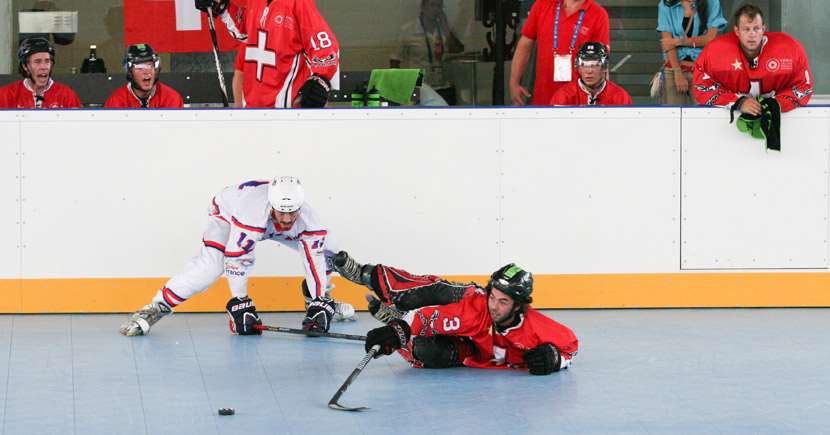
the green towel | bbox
[367,69,421,106]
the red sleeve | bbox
[619,86,633,105]
[692,45,740,107]
[521,0,541,39]
[526,310,579,360]
[221,3,247,41]
[167,87,184,108]
[550,86,571,106]
[104,87,126,108]
[295,0,339,82]
[408,292,486,338]
[64,87,82,108]
[234,49,244,71]
[0,85,14,108]
[774,40,813,112]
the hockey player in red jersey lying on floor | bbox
[333,252,578,375]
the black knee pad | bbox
[412,336,466,368]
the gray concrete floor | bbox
[0,309,828,434]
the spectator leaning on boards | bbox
[692,3,813,114]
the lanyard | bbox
[553,1,586,52]
[419,14,444,64]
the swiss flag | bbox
[124,0,241,53]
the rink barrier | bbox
[1,107,828,312]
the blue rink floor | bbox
[0,309,828,435]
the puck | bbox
[218,408,235,416]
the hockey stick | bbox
[253,324,367,341]
[610,54,633,73]
[328,344,380,412]
[205,7,230,107]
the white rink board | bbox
[2,107,830,280]
[499,108,681,273]
[680,107,830,269]
[0,120,20,278]
[15,109,500,278]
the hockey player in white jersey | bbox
[119,176,356,336]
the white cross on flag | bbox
[124,0,241,53]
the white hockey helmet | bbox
[268,176,305,213]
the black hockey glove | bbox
[226,296,262,335]
[365,319,411,357]
[194,0,229,15]
[302,297,336,333]
[523,344,561,375]
[296,75,331,108]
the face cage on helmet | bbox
[576,56,608,69]
[125,57,161,84]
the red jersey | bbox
[521,0,610,106]
[0,79,81,109]
[550,78,632,106]
[402,288,578,371]
[104,82,184,108]
[225,0,340,108]
[692,32,813,112]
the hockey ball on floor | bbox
[218,408,235,416]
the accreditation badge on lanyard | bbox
[553,2,586,82]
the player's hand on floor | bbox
[523,344,561,375]
[365,319,411,357]
[226,296,262,335]
[303,297,336,333]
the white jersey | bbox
[207,180,336,299]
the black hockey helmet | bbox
[576,41,609,69]
[487,263,533,304]
[662,0,680,6]
[17,37,55,77]
[123,43,160,81]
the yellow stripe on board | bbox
[0,272,829,313]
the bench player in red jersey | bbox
[0,37,81,109]
[550,41,632,106]
[104,44,184,108]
